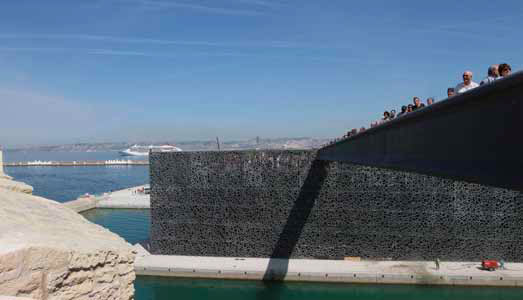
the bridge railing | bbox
[318,71,523,191]
[322,70,523,149]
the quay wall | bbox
[4,160,149,167]
[150,150,523,261]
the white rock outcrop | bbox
[0,178,33,194]
[0,185,136,300]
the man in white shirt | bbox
[455,70,479,94]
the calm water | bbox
[135,277,522,300]
[5,151,519,299]
[4,151,148,202]
[82,209,150,245]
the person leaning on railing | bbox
[447,87,455,97]
[389,109,396,119]
[455,70,479,94]
[343,63,515,143]
[480,64,500,85]
[382,111,391,122]
[498,63,512,77]
[397,106,408,117]
[413,97,425,110]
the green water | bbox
[82,209,523,300]
[135,277,521,300]
[81,208,150,245]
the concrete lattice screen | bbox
[150,150,523,261]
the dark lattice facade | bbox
[150,150,523,261]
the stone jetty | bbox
[64,185,150,213]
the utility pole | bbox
[216,137,221,151]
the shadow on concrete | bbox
[256,159,330,299]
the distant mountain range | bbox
[7,137,332,152]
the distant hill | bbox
[8,138,332,152]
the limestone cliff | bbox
[0,186,136,299]
[0,178,33,194]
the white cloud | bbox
[112,0,267,16]
[0,33,307,49]
[228,0,285,8]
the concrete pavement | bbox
[64,185,150,212]
[96,185,150,209]
[134,252,523,286]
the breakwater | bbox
[149,150,522,261]
[64,185,150,212]
[5,160,149,167]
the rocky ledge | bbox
[0,181,136,300]
[0,177,33,194]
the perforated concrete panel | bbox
[150,150,523,261]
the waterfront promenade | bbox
[64,185,150,212]
[134,252,523,287]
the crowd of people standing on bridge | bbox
[339,63,514,139]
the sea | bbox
[3,150,521,300]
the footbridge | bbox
[318,71,523,191]
[149,71,523,264]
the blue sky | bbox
[0,0,521,146]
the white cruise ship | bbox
[119,145,182,156]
